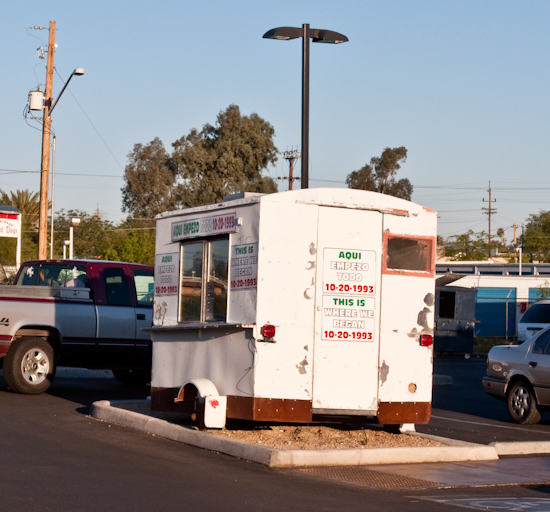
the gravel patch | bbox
[111,400,443,450]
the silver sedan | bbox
[482,327,550,424]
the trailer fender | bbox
[175,378,227,429]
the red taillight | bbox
[420,334,433,347]
[261,324,276,338]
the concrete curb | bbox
[89,400,498,468]
[491,441,550,456]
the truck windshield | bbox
[16,263,88,287]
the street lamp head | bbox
[263,26,349,44]
[71,217,81,227]
[311,29,348,44]
[73,67,85,76]
[263,27,301,40]
[263,23,348,191]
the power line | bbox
[53,68,124,170]
[0,168,122,178]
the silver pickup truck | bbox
[0,259,154,394]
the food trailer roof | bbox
[155,188,437,220]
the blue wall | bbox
[475,287,516,337]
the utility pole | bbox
[38,21,56,260]
[513,223,517,263]
[482,180,497,258]
[282,150,301,190]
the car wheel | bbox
[3,337,56,394]
[507,381,542,425]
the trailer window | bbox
[179,237,229,323]
[384,235,434,275]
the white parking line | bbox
[421,497,550,511]
[431,414,550,435]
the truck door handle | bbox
[137,314,146,320]
[529,361,538,368]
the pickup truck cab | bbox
[0,259,154,394]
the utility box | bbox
[150,189,437,427]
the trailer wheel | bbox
[507,380,541,425]
[190,399,206,430]
[3,337,55,394]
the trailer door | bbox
[312,207,382,414]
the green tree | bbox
[171,104,278,207]
[522,210,550,262]
[445,230,489,261]
[102,218,156,266]
[346,147,413,200]
[53,210,116,260]
[0,189,40,264]
[121,137,178,218]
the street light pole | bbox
[301,24,312,188]
[36,20,84,260]
[264,24,348,189]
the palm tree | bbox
[0,189,40,231]
[0,189,41,263]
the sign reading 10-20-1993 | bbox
[322,248,376,342]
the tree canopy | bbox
[121,104,278,218]
[522,210,550,263]
[346,146,413,200]
[121,138,178,218]
[443,230,489,261]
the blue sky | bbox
[2,1,550,242]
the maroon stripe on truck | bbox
[0,335,12,341]
[0,297,55,303]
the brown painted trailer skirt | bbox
[377,402,431,424]
[151,387,431,425]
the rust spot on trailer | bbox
[417,307,431,330]
[305,261,315,270]
[309,242,317,255]
[424,293,435,307]
[296,358,309,374]
[304,277,315,299]
[379,360,390,384]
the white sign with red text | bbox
[0,215,20,238]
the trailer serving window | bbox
[383,234,434,277]
[179,237,229,323]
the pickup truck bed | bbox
[0,259,154,394]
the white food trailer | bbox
[150,189,437,428]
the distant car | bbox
[483,327,550,424]
[517,300,550,342]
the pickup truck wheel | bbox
[507,381,542,425]
[112,368,151,387]
[4,337,55,395]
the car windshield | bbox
[520,303,550,323]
